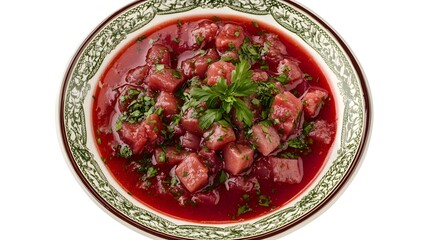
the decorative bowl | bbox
[59,0,372,239]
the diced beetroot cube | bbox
[147,68,185,93]
[261,33,288,65]
[175,153,209,193]
[118,122,148,154]
[198,148,223,175]
[251,71,268,82]
[203,123,236,151]
[194,49,220,76]
[302,88,328,118]
[146,44,171,66]
[251,124,280,156]
[180,108,204,136]
[180,132,201,151]
[143,114,163,141]
[223,143,254,175]
[191,21,219,47]
[182,49,220,78]
[206,60,235,86]
[215,24,245,52]
[155,91,180,118]
[309,120,335,144]
[277,58,303,82]
[125,65,150,85]
[270,157,303,184]
[270,92,303,137]
[154,146,188,165]
[252,157,271,180]
[191,190,220,206]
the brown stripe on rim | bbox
[59,0,372,239]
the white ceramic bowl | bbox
[59,0,372,239]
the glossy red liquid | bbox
[92,15,336,223]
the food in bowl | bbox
[92,15,336,223]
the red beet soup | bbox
[92,15,336,223]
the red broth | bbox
[92,15,336,223]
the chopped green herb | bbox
[252,21,259,28]
[172,69,182,79]
[242,194,250,202]
[235,31,240,37]
[239,38,261,65]
[258,195,271,207]
[172,37,180,44]
[155,64,165,72]
[303,122,314,136]
[237,204,252,216]
[182,171,189,177]
[274,73,290,84]
[228,42,236,50]
[158,150,167,163]
[303,73,313,81]
[220,56,235,62]
[146,167,158,178]
[177,19,182,27]
[119,144,132,158]
[114,88,157,130]
[281,152,300,159]
[218,170,228,183]
[196,35,204,45]
[251,98,260,106]
[97,138,101,144]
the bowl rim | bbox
[58,0,372,239]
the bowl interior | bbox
[60,1,369,239]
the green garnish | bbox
[172,69,182,79]
[190,59,258,129]
[239,38,261,65]
[274,73,290,84]
[114,88,157,131]
[155,64,165,72]
[196,35,204,45]
[237,204,253,216]
[119,144,132,158]
[218,170,228,184]
[146,167,158,178]
[258,195,271,207]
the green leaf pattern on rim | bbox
[62,0,364,239]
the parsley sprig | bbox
[190,59,258,129]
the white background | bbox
[0,0,427,239]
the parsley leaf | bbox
[199,109,223,130]
[189,59,258,129]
